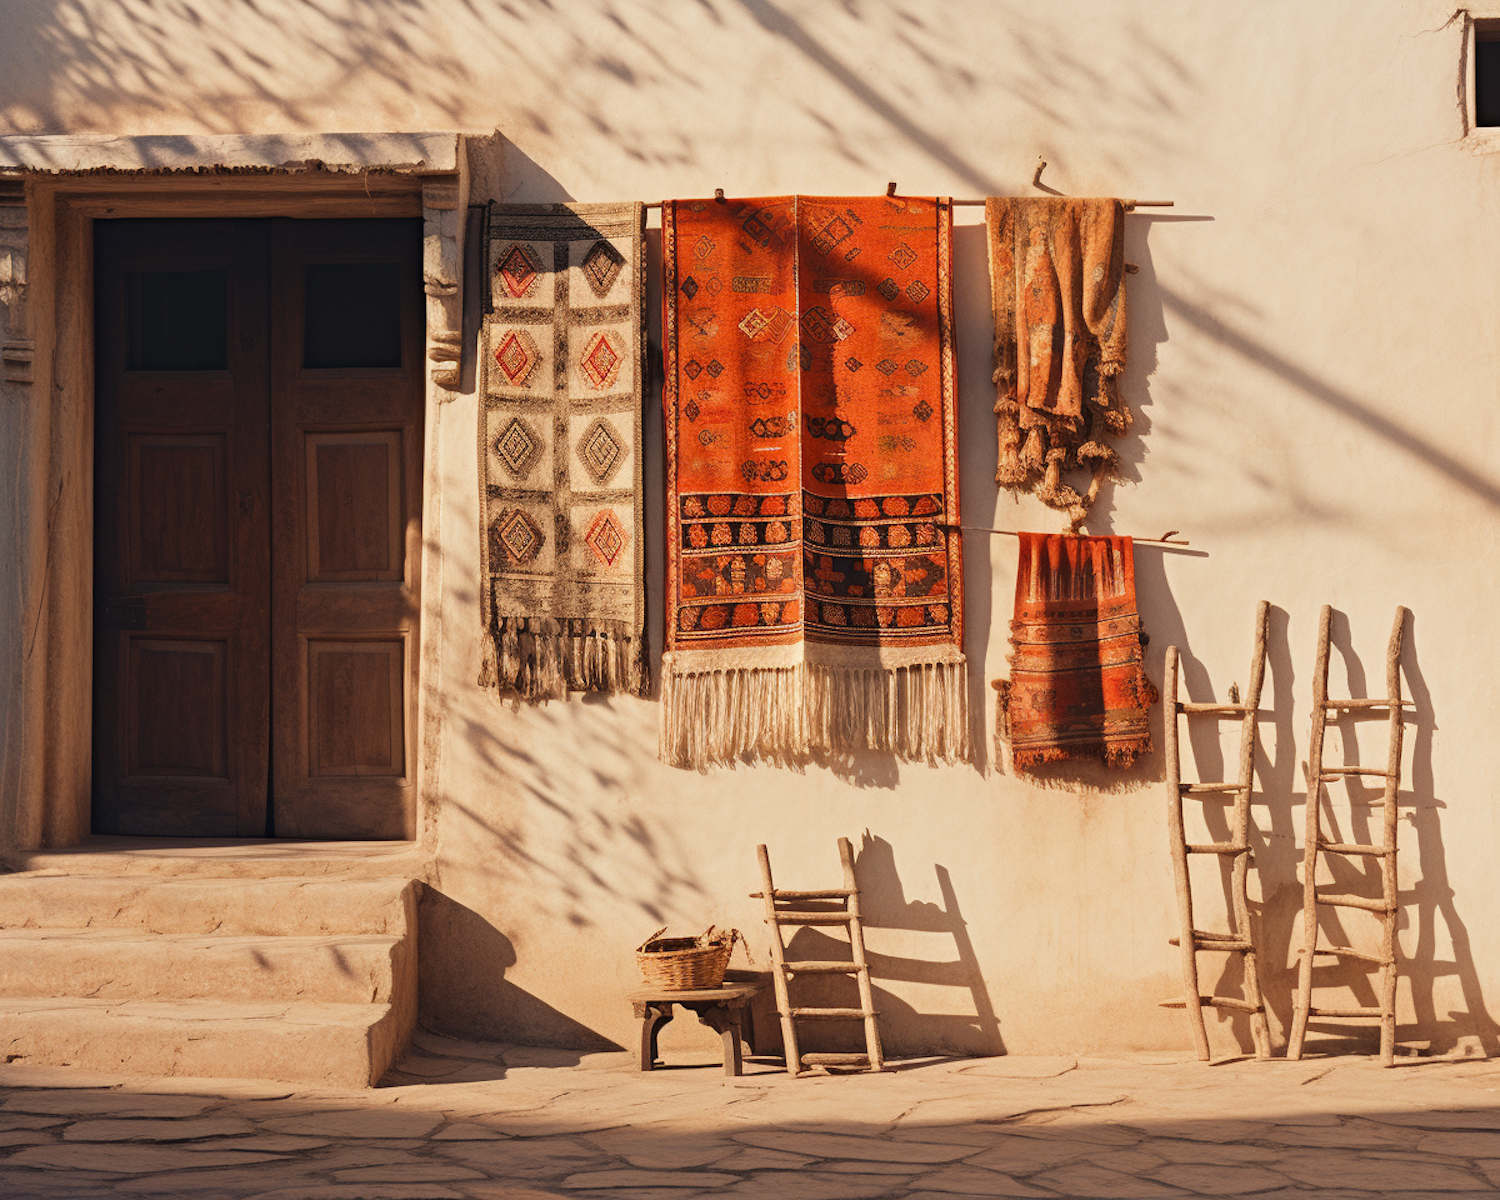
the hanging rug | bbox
[478,201,646,699]
[661,194,967,769]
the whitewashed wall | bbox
[2,0,1496,1057]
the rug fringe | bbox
[480,617,645,700]
[661,660,968,771]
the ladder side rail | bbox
[1164,645,1211,1061]
[756,844,803,1075]
[839,837,885,1071]
[1288,604,1334,1060]
[1231,600,1272,1059]
[1377,606,1408,1067]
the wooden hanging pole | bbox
[941,523,1189,549]
[641,197,1173,211]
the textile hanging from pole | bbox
[478,201,647,699]
[998,533,1157,770]
[986,198,1129,528]
[661,195,967,770]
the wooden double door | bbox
[93,218,423,839]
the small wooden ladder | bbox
[1161,599,1272,1060]
[1288,605,1409,1067]
[753,838,885,1076]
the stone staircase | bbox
[0,873,418,1087]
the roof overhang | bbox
[0,132,462,176]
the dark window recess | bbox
[1478,37,1500,127]
[126,270,229,370]
[303,262,403,368]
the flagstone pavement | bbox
[5,1034,1500,1198]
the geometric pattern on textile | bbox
[580,239,625,298]
[492,508,545,567]
[578,329,625,391]
[496,242,545,300]
[493,328,542,388]
[480,201,647,699]
[584,508,628,569]
[495,415,544,480]
[998,533,1157,771]
[661,194,966,766]
[576,417,626,487]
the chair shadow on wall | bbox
[1175,606,1498,1059]
[774,832,1005,1060]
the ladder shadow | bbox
[1291,609,1497,1058]
[779,832,1005,1059]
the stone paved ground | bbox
[5,1034,1500,1198]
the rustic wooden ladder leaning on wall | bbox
[1162,599,1273,1061]
[754,839,885,1076]
[1287,605,1410,1067]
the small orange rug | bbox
[998,533,1156,769]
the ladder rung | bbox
[787,1007,872,1020]
[798,1052,872,1066]
[770,913,854,925]
[1178,935,1253,951]
[1320,767,1396,779]
[1316,892,1394,913]
[1303,945,1393,965]
[1179,782,1242,794]
[749,889,855,900]
[1305,1005,1386,1018]
[1319,841,1391,857]
[1186,842,1249,855]
[783,961,860,975]
[1323,698,1408,710]
[1159,996,1260,1012]
[1178,703,1251,715]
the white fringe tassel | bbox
[660,660,969,772]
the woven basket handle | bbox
[636,926,669,954]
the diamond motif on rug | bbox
[497,243,544,300]
[906,280,931,304]
[495,416,543,480]
[584,509,628,569]
[576,417,626,487]
[579,330,625,390]
[581,239,625,298]
[494,329,542,388]
[888,241,918,270]
[681,276,699,300]
[493,509,544,567]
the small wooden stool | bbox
[627,978,766,1077]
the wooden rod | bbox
[641,199,1173,210]
[942,523,1189,549]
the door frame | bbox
[3,161,466,851]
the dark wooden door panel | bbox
[94,219,272,837]
[271,219,422,840]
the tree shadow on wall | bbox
[416,886,623,1056]
[772,832,1004,1059]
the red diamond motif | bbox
[494,329,539,387]
[498,244,542,299]
[584,509,627,568]
[580,330,623,390]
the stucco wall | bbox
[3,0,1498,1058]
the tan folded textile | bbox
[987,197,1128,528]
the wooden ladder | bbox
[1162,599,1272,1060]
[1288,605,1409,1067]
[754,838,885,1076]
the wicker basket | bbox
[636,926,741,990]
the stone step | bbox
[0,929,409,1004]
[0,874,413,937]
[0,996,406,1088]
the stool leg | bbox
[633,1001,673,1071]
[692,1003,743,1077]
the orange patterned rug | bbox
[998,533,1157,770]
[661,195,966,769]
